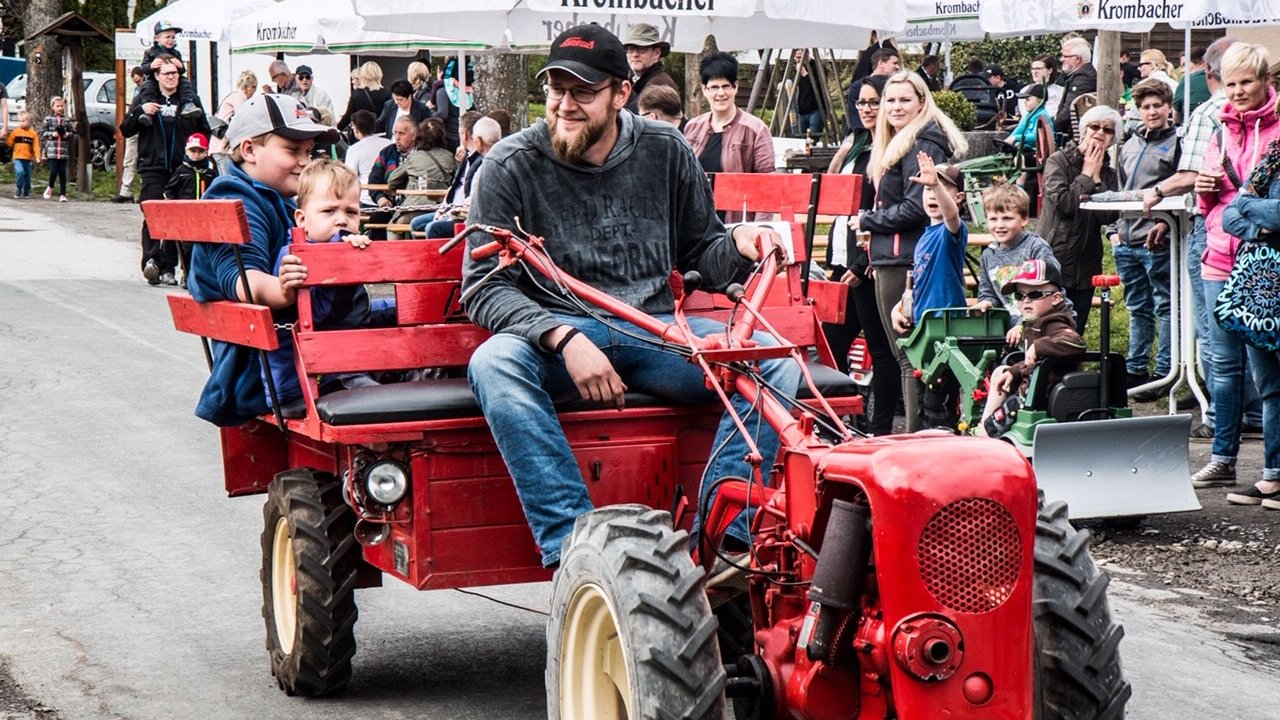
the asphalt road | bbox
[0,198,1275,719]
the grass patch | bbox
[0,160,126,201]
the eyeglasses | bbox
[544,82,613,104]
[854,99,880,108]
[1031,65,1047,71]
[157,71,180,77]
[297,74,312,79]
[1137,61,1153,67]
[1086,124,1116,135]
[704,83,735,94]
[1013,290,1054,301]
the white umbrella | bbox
[898,0,988,43]
[979,0,1213,35]
[352,0,905,52]
[229,0,487,56]
[134,0,263,44]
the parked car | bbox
[5,71,119,172]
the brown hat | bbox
[622,23,671,57]
[934,163,964,190]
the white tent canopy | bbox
[229,0,486,56]
[353,0,906,52]
[897,0,987,43]
[134,0,263,44]
[979,0,1213,35]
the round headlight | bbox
[364,461,409,505]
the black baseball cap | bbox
[1017,83,1045,99]
[537,25,630,85]
[296,65,314,76]
[985,64,1005,78]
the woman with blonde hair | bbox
[407,60,435,108]
[209,69,258,173]
[1138,49,1179,93]
[851,70,968,431]
[338,62,390,134]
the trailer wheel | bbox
[260,469,360,697]
[1033,499,1132,720]
[547,505,725,720]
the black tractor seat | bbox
[283,361,862,426]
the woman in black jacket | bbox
[377,80,432,140]
[337,62,391,136]
[822,75,897,435]
[851,71,968,431]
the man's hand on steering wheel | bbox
[731,225,779,262]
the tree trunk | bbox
[474,53,529,131]
[685,35,719,118]
[22,0,64,130]
[1095,31,1123,112]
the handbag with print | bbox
[1214,236,1280,351]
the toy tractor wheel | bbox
[1033,498,1132,719]
[547,505,725,720]
[260,469,360,697]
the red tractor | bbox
[145,183,1129,719]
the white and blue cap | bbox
[154,20,182,35]
[225,93,339,148]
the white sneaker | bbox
[42,187,52,200]
[58,195,68,203]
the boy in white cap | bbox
[186,93,341,425]
[135,20,201,125]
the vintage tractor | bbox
[145,193,1130,719]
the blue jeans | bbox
[467,312,801,567]
[1245,346,1280,479]
[797,110,824,136]
[1114,243,1171,376]
[13,159,31,196]
[1203,279,1252,462]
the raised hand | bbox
[909,150,938,187]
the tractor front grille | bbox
[917,498,1022,614]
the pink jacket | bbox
[684,108,776,222]
[1198,86,1280,274]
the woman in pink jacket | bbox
[1192,42,1279,491]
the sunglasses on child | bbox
[1014,289,1054,301]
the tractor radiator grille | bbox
[917,498,1021,614]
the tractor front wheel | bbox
[547,505,725,720]
[260,469,360,696]
[1033,499,1132,719]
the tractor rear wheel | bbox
[547,505,725,720]
[260,468,360,696]
[1033,499,1132,719]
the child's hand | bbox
[891,303,913,334]
[278,255,307,292]
[344,233,373,249]
[909,151,938,187]
[1005,324,1023,346]
[1025,343,1038,365]
[971,300,993,313]
[991,366,1015,394]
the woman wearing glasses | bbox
[684,52,775,220]
[1030,55,1064,121]
[821,75,897,436]
[1037,106,1121,332]
[848,71,967,431]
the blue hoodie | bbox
[186,163,297,426]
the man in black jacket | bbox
[377,80,430,140]
[621,23,678,114]
[121,57,210,286]
[1055,37,1098,141]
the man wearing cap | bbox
[289,65,334,120]
[186,93,340,425]
[122,58,210,286]
[621,23,678,114]
[986,65,1018,123]
[462,25,799,570]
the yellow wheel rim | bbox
[271,517,298,654]
[560,583,632,719]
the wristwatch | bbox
[1153,185,1165,199]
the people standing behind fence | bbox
[1109,79,1181,398]
[289,65,334,121]
[435,58,475,150]
[39,97,74,203]
[378,80,431,142]
[6,111,38,199]
[1031,55,1064,120]
[343,110,392,207]
[208,70,257,177]
[822,75,896,436]
[852,71,967,432]
[1038,105,1120,332]
[622,23,678,115]
[638,85,686,131]
[337,62,390,137]
[1055,37,1098,144]
[684,52,775,221]
[1187,42,1280,491]
[115,66,146,203]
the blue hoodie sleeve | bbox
[1223,192,1280,242]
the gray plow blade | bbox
[1031,415,1200,520]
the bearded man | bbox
[461,25,799,569]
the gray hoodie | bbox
[977,230,1061,320]
[1109,123,1180,246]
[462,112,752,344]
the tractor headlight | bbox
[364,460,409,505]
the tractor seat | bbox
[282,361,862,426]
[1046,372,1102,423]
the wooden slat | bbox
[813,173,863,216]
[167,294,279,350]
[291,239,462,285]
[395,282,464,325]
[141,200,251,244]
[712,173,862,218]
[294,324,489,373]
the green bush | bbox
[951,35,1066,85]
[934,90,977,132]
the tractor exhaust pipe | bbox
[802,499,871,661]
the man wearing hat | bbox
[985,64,1018,123]
[121,57,209,286]
[462,25,799,572]
[289,65,334,121]
[621,23,678,114]
[186,94,340,425]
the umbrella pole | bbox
[746,48,773,115]
[1182,27,1191,122]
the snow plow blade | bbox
[1030,414,1200,520]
